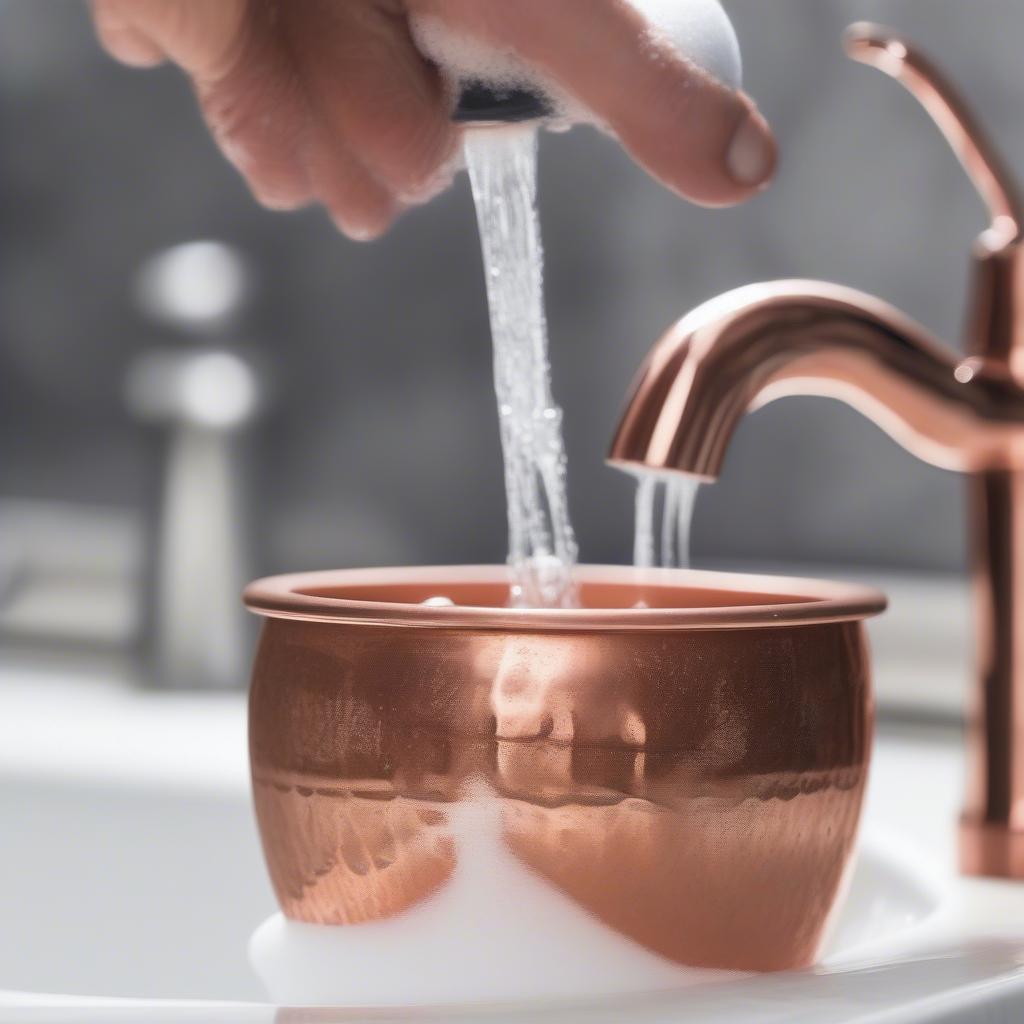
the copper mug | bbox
[244,565,884,973]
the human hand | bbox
[92,0,776,240]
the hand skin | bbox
[91,0,777,240]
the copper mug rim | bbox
[243,564,886,632]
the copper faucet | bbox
[609,24,1024,880]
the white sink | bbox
[0,654,274,1005]
[0,777,274,1002]
[1,654,1022,1022]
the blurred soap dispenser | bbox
[125,241,264,690]
[412,0,743,125]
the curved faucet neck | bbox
[608,280,1024,481]
[607,278,1024,881]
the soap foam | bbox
[411,0,741,128]
[411,13,583,123]
[412,14,537,93]
[249,795,711,1006]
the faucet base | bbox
[960,816,1024,879]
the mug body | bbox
[245,565,883,972]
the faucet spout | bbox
[608,280,1024,481]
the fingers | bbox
[283,0,458,203]
[201,42,397,239]
[92,0,777,235]
[92,0,312,212]
[196,77,313,214]
[307,139,400,240]
[409,0,776,206]
[90,1,166,67]
[91,0,249,79]
[91,0,456,239]
[192,2,313,214]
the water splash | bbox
[465,127,578,607]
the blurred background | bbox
[2,0,1018,677]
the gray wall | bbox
[4,0,1021,575]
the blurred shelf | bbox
[0,499,140,648]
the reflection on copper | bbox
[246,565,881,972]
[609,25,1024,880]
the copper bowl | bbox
[244,565,884,973]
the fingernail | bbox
[253,189,309,212]
[329,209,386,243]
[726,111,774,188]
[338,220,379,243]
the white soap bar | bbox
[412,0,741,123]
[249,797,715,1007]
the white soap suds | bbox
[250,796,714,1007]
[411,0,741,128]
[412,14,542,93]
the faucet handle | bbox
[844,22,1023,250]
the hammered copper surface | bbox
[610,24,1024,881]
[246,566,879,972]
